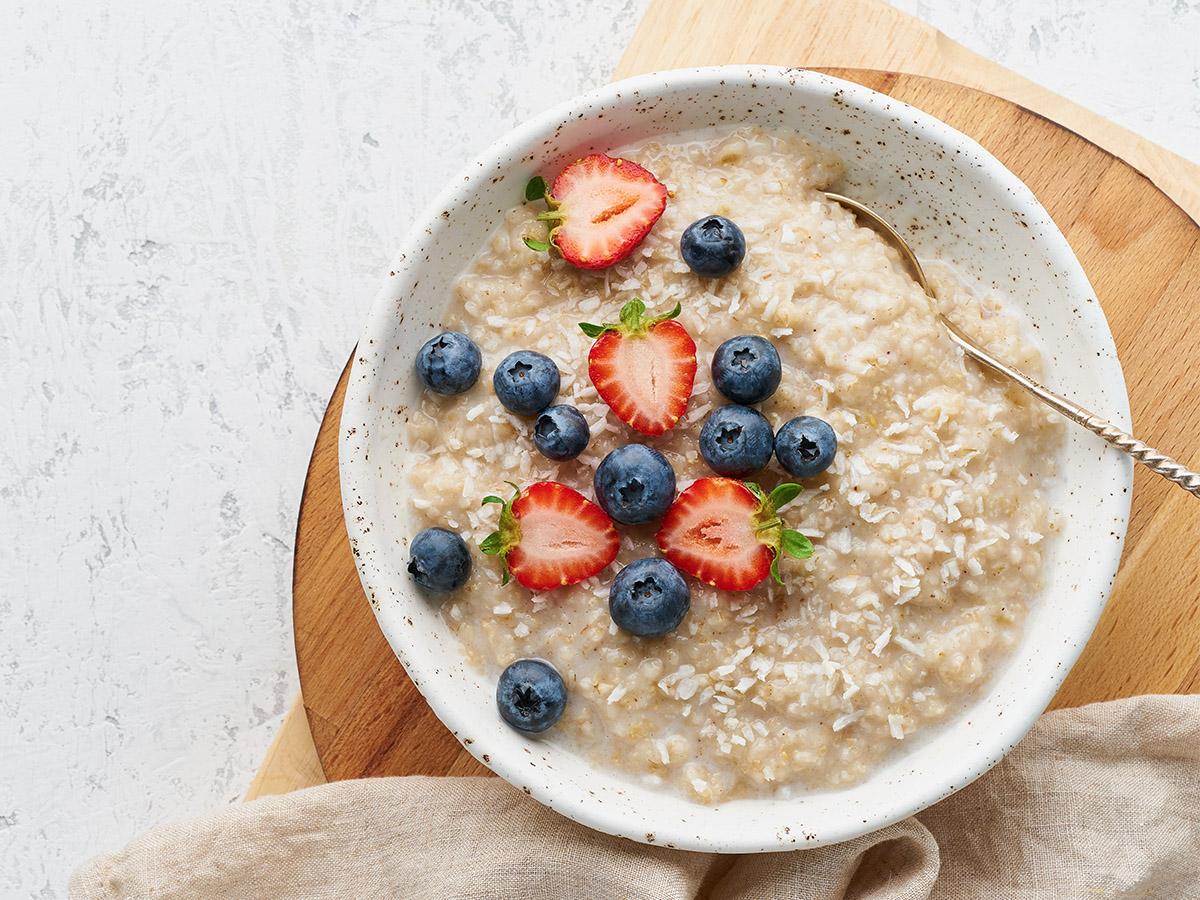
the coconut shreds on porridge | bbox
[405,126,1063,802]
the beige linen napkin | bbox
[71,695,1200,899]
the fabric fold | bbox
[71,696,1200,899]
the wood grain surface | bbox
[289,68,1200,787]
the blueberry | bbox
[609,557,691,637]
[712,335,781,405]
[407,527,471,593]
[496,658,566,734]
[594,444,676,525]
[776,416,838,478]
[533,405,590,461]
[416,331,482,395]
[680,215,747,277]
[699,405,774,477]
[493,350,560,415]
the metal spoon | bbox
[824,191,1200,498]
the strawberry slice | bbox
[580,298,697,436]
[523,155,667,270]
[656,479,814,591]
[480,481,619,591]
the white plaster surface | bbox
[0,0,1195,895]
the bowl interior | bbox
[339,67,1131,852]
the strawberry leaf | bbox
[578,322,606,338]
[651,301,682,324]
[525,176,546,202]
[479,483,522,581]
[768,483,803,511]
[744,482,768,504]
[523,236,550,253]
[781,529,814,560]
[579,298,682,340]
[751,481,816,581]
[618,298,647,330]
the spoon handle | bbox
[1075,417,1200,497]
[941,315,1200,498]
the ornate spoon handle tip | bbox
[1081,417,1200,497]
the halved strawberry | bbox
[523,155,667,269]
[656,479,814,591]
[480,481,619,591]
[580,298,697,436]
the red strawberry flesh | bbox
[656,478,774,591]
[588,320,696,436]
[583,300,697,437]
[488,481,619,591]
[548,154,666,270]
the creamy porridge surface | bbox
[405,126,1062,802]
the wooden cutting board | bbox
[254,0,1200,799]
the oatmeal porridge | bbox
[405,126,1063,802]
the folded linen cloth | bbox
[71,695,1200,899]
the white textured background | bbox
[1,0,1196,895]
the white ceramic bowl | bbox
[340,66,1132,853]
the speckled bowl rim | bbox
[340,66,1132,853]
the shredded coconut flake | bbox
[872,626,893,656]
[833,710,864,732]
